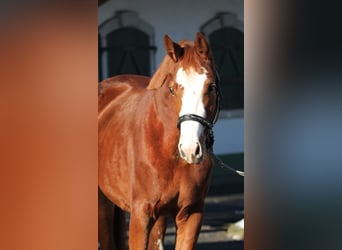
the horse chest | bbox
[157,161,212,206]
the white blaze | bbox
[176,67,207,162]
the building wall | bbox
[98,0,244,154]
[98,0,244,69]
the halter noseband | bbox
[177,114,213,130]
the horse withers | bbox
[98,32,220,250]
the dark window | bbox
[209,27,244,110]
[98,11,155,82]
[105,27,151,77]
[201,13,244,111]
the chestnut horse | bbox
[98,33,220,250]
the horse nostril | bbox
[195,142,202,157]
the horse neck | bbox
[147,57,179,133]
[146,85,178,147]
[147,57,175,90]
[153,80,177,120]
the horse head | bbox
[153,33,220,164]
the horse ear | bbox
[164,35,184,62]
[194,32,211,58]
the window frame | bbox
[98,10,155,80]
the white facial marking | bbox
[176,66,208,163]
[176,67,207,117]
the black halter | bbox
[177,114,213,130]
[176,71,221,149]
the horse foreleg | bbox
[174,206,204,250]
[128,204,153,250]
[147,216,167,250]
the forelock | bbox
[179,44,211,74]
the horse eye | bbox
[169,87,175,96]
[207,84,216,93]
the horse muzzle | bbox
[176,114,213,164]
[178,141,203,164]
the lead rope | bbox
[210,152,245,177]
